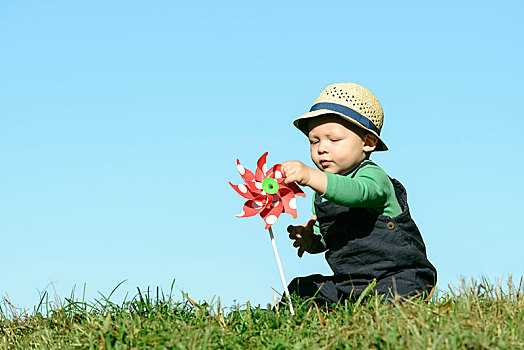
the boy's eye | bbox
[330,138,340,142]
[309,139,319,145]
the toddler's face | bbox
[308,116,375,176]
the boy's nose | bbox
[318,141,328,154]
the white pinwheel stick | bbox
[268,226,295,315]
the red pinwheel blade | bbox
[255,152,269,182]
[229,182,258,200]
[236,196,269,218]
[266,164,283,180]
[236,159,261,194]
[285,181,306,197]
[278,187,298,219]
[260,195,284,229]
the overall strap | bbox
[350,160,377,178]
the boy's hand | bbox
[287,216,325,257]
[281,161,327,194]
[281,161,313,186]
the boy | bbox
[281,83,437,305]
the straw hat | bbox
[294,83,388,151]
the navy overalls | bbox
[288,161,437,304]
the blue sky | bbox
[1,0,523,311]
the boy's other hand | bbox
[281,161,327,194]
[287,215,324,257]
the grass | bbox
[1,277,523,349]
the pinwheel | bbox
[230,152,305,315]
[230,152,306,228]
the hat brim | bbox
[293,109,388,151]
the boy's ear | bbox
[363,134,378,152]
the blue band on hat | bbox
[309,102,380,135]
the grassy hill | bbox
[1,278,523,349]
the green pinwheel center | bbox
[262,177,279,194]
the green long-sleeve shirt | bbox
[312,161,402,247]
